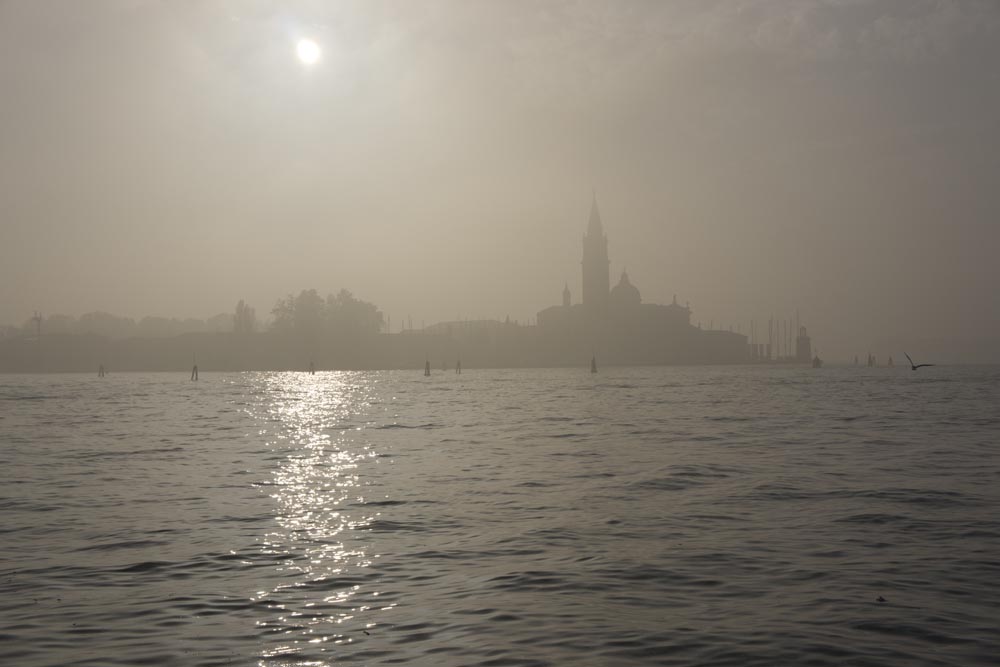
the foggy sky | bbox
[2,0,999,361]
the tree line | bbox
[1,289,383,341]
[270,289,384,339]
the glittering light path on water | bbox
[244,372,392,663]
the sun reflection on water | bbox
[241,371,393,665]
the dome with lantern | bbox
[610,270,641,307]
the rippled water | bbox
[2,366,999,666]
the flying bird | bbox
[904,352,934,371]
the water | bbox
[2,366,999,666]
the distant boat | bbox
[812,355,823,368]
[424,360,431,376]
[591,356,597,373]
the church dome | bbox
[610,270,641,306]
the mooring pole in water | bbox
[309,361,315,375]
[456,359,461,375]
[424,359,431,376]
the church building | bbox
[537,196,747,365]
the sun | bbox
[296,39,320,66]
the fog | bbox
[2,0,999,362]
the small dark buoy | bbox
[363,630,370,635]
[877,596,886,603]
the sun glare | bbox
[296,39,320,66]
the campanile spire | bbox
[582,194,610,313]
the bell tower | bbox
[582,194,610,314]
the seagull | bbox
[904,352,934,371]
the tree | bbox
[271,294,295,333]
[293,289,324,337]
[270,288,383,340]
[77,311,136,339]
[270,289,323,337]
[234,300,256,334]
[326,289,384,338]
[137,316,173,337]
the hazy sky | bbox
[2,0,999,359]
